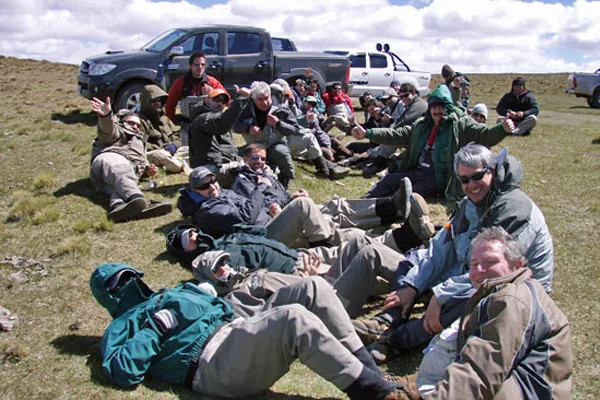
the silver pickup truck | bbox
[566,68,600,108]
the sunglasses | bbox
[212,96,228,103]
[197,176,217,190]
[192,62,206,67]
[332,86,342,91]
[123,120,141,129]
[251,154,267,161]
[399,92,410,99]
[458,168,490,184]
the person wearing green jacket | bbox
[91,263,415,399]
[351,84,515,201]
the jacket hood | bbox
[166,224,217,266]
[477,151,524,210]
[191,250,248,294]
[428,84,454,115]
[140,84,168,116]
[90,263,153,318]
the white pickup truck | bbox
[566,68,600,108]
[325,45,431,98]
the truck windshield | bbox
[142,29,189,52]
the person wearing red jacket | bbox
[321,82,355,135]
[165,52,226,145]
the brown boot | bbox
[383,374,420,400]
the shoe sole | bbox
[394,178,413,220]
[352,320,385,344]
[409,194,435,241]
[108,198,147,223]
[138,202,173,220]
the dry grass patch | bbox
[33,172,56,191]
[52,236,92,257]
[5,192,56,223]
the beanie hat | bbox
[471,103,488,121]
[512,77,525,87]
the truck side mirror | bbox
[169,46,184,57]
[376,43,382,52]
[383,43,390,52]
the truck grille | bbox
[80,61,90,74]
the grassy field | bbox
[0,55,599,399]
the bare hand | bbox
[234,84,251,98]
[382,114,391,124]
[268,203,282,217]
[257,176,272,187]
[249,126,262,137]
[145,164,158,177]
[351,125,367,139]
[201,83,212,96]
[382,286,417,318]
[266,113,279,127]
[291,189,309,199]
[348,115,356,126]
[91,97,111,117]
[301,251,321,276]
[306,111,316,122]
[502,115,516,133]
[423,296,443,334]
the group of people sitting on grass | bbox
[88,55,568,399]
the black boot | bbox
[312,155,330,177]
[343,367,396,400]
[352,347,386,377]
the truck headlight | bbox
[89,63,117,76]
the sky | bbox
[1,0,599,74]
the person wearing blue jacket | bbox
[352,144,554,363]
[91,263,415,399]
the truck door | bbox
[348,53,368,94]
[222,30,271,90]
[164,31,223,91]
[367,53,391,95]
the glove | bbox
[198,281,218,297]
[164,143,178,156]
[152,309,178,333]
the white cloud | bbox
[0,0,598,73]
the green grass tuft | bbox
[52,236,91,257]
[32,208,60,225]
[5,193,56,223]
[0,342,28,364]
[33,173,56,191]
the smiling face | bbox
[253,93,272,111]
[190,56,206,78]
[469,240,520,290]
[512,84,525,96]
[194,175,220,198]
[457,163,494,204]
[244,147,267,172]
[429,104,446,125]
[122,116,141,133]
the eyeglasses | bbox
[251,154,267,161]
[123,120,141,129]
[192,62,206,67]
[212,96,228,103]
[332,86,342,91]
[197,176,217,190]
[399,92,410,99]
[458,168,490,184]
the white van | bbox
[325,49,431,98]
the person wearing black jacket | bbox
[496,77,539,136]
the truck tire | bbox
[589,89,600,109]
[114,83,146,113]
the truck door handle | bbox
[209,62,222,68]
[361,72,368,76]
[256,61,267,69]
[385,73,391,77]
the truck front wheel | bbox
[588,89,600,109]
[114,83,146,113]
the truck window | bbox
[349,54,366,68]
[227,32,262,54]
[370,54,387,69]
[272,37,295,51]
[177,32,219,56]
[141,29,188,53]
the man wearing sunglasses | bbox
[358,143,554,365]
[90,96,173,222]
[188,86,250,188]
[165,52,227,146]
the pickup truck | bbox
[77,25,350,111]
[324,44,430,98]
[566,68,600,108]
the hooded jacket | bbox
[90,263,234,387]
[401,155,554,300]
[139,84,181,150]
[176,187,271,238]
[166,224,298,277]
[232,166,292,209]
[188,95,248,168]
[366,84,509,200]
[426,268,572,399]
[91,112,148,178]
[496,88,539,118]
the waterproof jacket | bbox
[139,84,181,150]
[366,85,509,200]
[394,96,427,129]
[496,89,539,118]
[188,96,248,168]
[90,263,234,387]
[177,187,271,238]
[425,268,572,399]
[234,103,304,148]
[401,155,554,301]
[232,166,291,209]
[166,223,298,276]
[165,71,226,122]
[91,112,148,178]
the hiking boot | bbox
[407,193,435,242]
[368,331,400,365]
[108,196,147,223]
[353,318,390,344]
[138,200,173,220]
[392,178,412,221]
[383,374,420,400]
[329,165,350,179]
